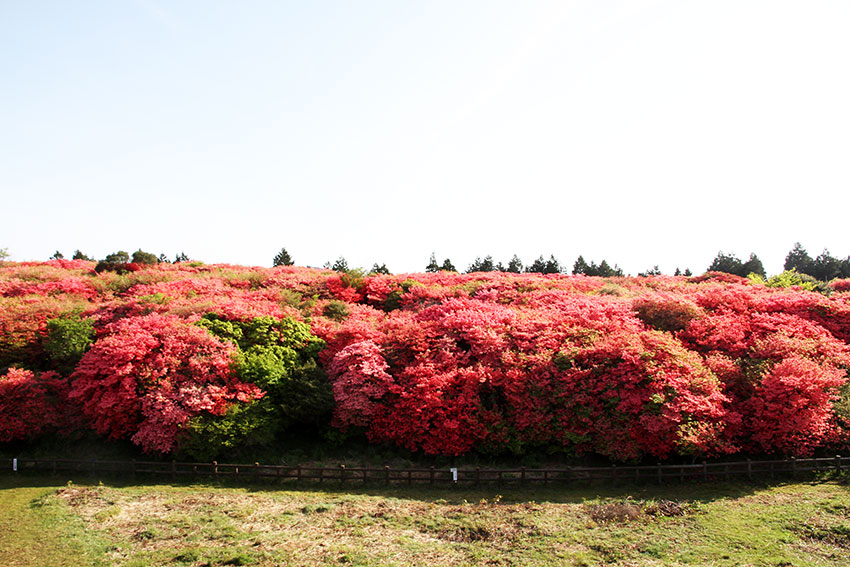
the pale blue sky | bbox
[2,1,849,274]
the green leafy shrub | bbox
[749,269,830,294]
[188,314,332,458]
[181,399,279,461]
[322,300,350,322]
[44,316,94,369]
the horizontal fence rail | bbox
[3,455,848,487]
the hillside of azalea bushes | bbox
[2,259,850,462]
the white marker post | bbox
[450,467,457,483]
[12,458,17,472]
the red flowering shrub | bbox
[0,368,79,441]
[70,314,263,453]
[679,295,850,454]
[328,340,394,427]
[743,357,845,453]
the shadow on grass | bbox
[4,469,844,507]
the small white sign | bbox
[12,458,17,472]
[450,467,457,483]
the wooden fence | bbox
[3,455,848,487]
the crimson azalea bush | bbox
[69,313,263,453]
[0,368,79,442]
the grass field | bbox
[1,475,849,566]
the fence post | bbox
[429,466,435,485]
[747,459,752,481]
[836,455,842,474]
[340,464,345,484]
[657,463,662,485]
[254,462,260,483]
[213,461,218,479]
[521,466,526,486]
[296,465,302,484]
[385,465,390,486]
[790,457,796,479]
[318,467,323,484]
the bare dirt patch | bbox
[585,498,694,524]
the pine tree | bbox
[425,253,440,273]
[742,253,766,278]
[325,257,349,272]
[526,256,547,273]
[543,255,561,274]
[784,243,813,275]
[273,248,294,267]
[506,255,523,273]
[467,256,496,273]
[572,255,590,275]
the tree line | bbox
[21,243,850,284]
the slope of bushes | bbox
[1,260,849,461]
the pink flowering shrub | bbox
[70,314,263,453]
[327,340,393,427]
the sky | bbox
[2,1,849,275]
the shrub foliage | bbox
[1,260,849,461]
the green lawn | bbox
[1,475,848,566]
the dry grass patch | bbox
[16,480,850,566]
